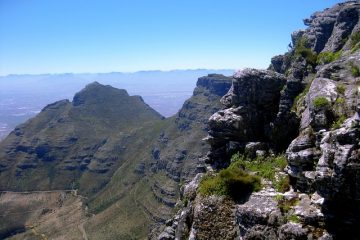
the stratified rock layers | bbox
[158,2,360,240]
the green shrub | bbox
[317,51,342,65]
[288,215,301,223]
[275,175,290,193]
[294,37,318,66]
[335,97,345,104]
[198,166,261,201]
[276,196,299,214]
[231,153,287,185]
[274,155,288,170]
[336,84,346,95]
[331,115,347,129]
[313,96,330,109]
[350,63,360,77]
[275,194,283,201]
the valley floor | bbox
[0,191,88,240]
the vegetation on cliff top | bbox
[199,154,290,201]
[313,96,330,109]
[293,36,344,68]
[293,37,318,67]
[231,153,290,193]
[317,50,342,65]
[231,154,287,180]
[198,163,261,201]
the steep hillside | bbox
[0,81,163,196]
[84,74,232,239]
[0,75,232,239]
[159,2,360,240]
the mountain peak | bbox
[72,81,129,106]
[0,82,163,196]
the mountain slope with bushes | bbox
[0,75,232,239]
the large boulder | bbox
[206,69,286,165]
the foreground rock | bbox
[159,2,360,239]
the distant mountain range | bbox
[0,69,234,140]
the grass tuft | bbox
[275,175,290,193]
[294,37,317,67]
[317,51,342,65]
[198,166,261,201]
[275,195,299,214]
[350,63,360,77]
[335,97,345,104]
[288,214,301,223]
[313,96,330,109]
[231,153,289,192]
[336,84,346,95]
[331,115,347,129]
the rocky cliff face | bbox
[205,69,287,168]
[158,2,360,239]
[147,74,232,237]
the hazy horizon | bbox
[0,69,234,139]
[0,68,235,77]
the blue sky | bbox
[0,0,344,75]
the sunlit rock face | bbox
[157,2,360,240]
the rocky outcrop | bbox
[206,69,287,167]
[285,42,360,236]
[271,1,360,75]
[160,186,332,240]
[302,1,359,53]
[158,2,360,240]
